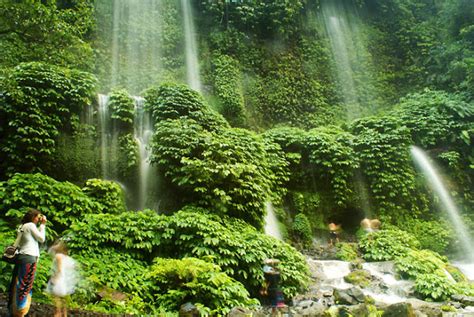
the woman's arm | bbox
[28,222,46,243]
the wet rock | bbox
[406,298,444,317]
[451,295,474,306]
[293,299,326,316]
[382,302,415,317]
[334,287,365,305]
[179,302,200,317]
[228,306,254,317]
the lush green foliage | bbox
[400,218,452,254]
[66,207,309,299]
[0,173,101,234]
[292,213,313,245]
[0,62,97,178]
[147,257,257,315]
[359,229,420,261]
[144,83,229,131]
[211,54,247,127]
[108,89,135,132]
[336,242,360,262]
[0,0,95,71]
[81,178,126,214]
[349,116,422,219]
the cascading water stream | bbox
[181,0,202,92]
[134,97,154,210]
[98,94,111,179]
[410,146,474,263]
[101,0,163,94]
[264,202,282,240]
[319,0,378,120]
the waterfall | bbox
[264,202,282,240]
[410,146,474,263]
[98,94,111,179]
[101,0,163,94]
[319,0,378,120]
[134,97,154,210]
[181,0,202,92]
[308,259,352,289]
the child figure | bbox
[46,241,78,317]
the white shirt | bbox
[18,222,46,257]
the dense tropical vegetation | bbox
[0,0,473,314]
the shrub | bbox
[292,213,312,245]
[336,242,360,262]
[66,207,310,299]
[0,62,96,177]
[82,179,127,213]
[359,229,420,261]
[0,173,101,234]
[108,89,135,132]
[212,54,247,127]
[150,119,288,229]
[146,257,257,315]
[144,82,229,132]
[400,218,452,254]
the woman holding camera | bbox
[8,208,47,317]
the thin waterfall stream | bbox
[410,146,474,263]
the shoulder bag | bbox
[2,225,23,264]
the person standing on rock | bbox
[7,209,47,317]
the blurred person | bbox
[328,222,341,246]
[46,240,78,317]
[8,209,47,317]
[261,259,285,316]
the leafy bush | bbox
[395,249,448,279]
[212,54,247,127]
[82,179,126,214]
[292,213,312,245]
[359,229,420,261]
[400,218,452,254]
[146,257,258,315]
[0,62,96,177]
[0,173,101,234]
[336,242,360,262]
[150,118,288,229]
[66,207,310,299]
[395,249,457,300]
[350,116,423,218]
[108,88,135,132]
[414,272,456,300]
[144,82,229,132]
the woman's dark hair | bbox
[22,208,41,224]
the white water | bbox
[102,0,163,94]
[98,94,111,179]
[410,146,474,263]
[453,262,474,281]
[134,97,154,210]
[264,202,282,240]
[181,0,202,92]
[319,0,378,120]
[309,259,352,289]
[362,262,413,304]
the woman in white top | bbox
[7,208,47,317]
